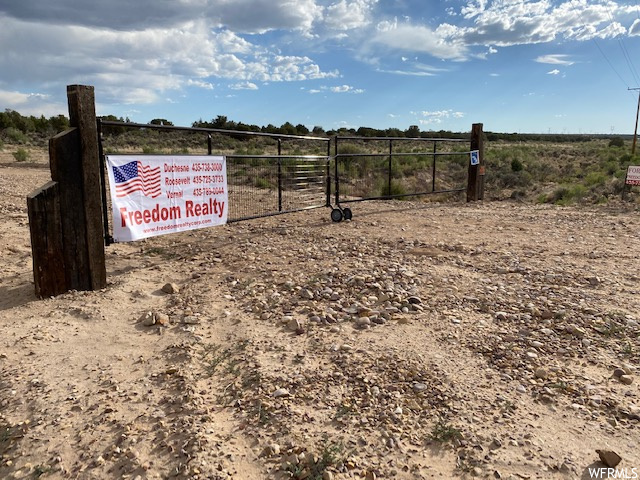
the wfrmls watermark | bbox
[588,467,638,479]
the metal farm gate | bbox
[97,120,481,238]
[27,85,483,298]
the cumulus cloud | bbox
[330,85,364,93]
[229,82,258,90]
[0,16,337,106]
[412,109,465,125]
[371,20,468,60]
[1,0,638,119]
[324,0,377,31]
[454,0,631,48]
[0,89,64,116]
[308,85,364,94]
[547,69,561,75]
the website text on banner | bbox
[106,155,228,242]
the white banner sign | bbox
[106,155,227,242]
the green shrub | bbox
[608,137,624,148]
[548,184,587,205]
[253,177,274,189]
[511,158,524,172]
[379,179,407,197]
[584,171,607,187]
[12,148,30,162]
[142,145,159,154]
[4,127,28,144]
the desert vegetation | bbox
[1,108,638,205]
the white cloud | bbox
[412,109,465,125]
[309,85,364,94]
[187,79,215,90]
[324,0,377,31]
[454,0,631,50]
[547,69,560,75]
[0,89,64,116]
[0,16,338,108]
[631,19,640,36]
[329,85,364,93]
[371,21,468,60]
[535,54,574,66]
[229,82,258,90]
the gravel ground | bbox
[1,159,639,480]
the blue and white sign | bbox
[470,150,480,166]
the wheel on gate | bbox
[342,207,353,221]
[331,208,343,223]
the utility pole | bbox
[631,87,640,155]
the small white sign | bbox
[106,155,228,242]
[470,150,480,166]
[625,165,640,186]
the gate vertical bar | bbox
[388,139,393,197]
[326,139,331,207]
[96,118,112,246]
[432,141,437,192]
[334,137,340,206]
[207,134,212,155]
[277,139,283,211]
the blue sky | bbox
[1,0,640,134]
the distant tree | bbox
[405,125,420,138]
[384,127,404,137]
[295,124,309,135]
[99,114,128,134]
[49,115,69,133]
[356,126,378,137]
[149,118,174,126]
[213,115,228,129]
[312,125,325,136]
[280,122,296,135]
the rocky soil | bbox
[1,156,639,479]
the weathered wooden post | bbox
[467,123,485,202]
[27,85,106,297]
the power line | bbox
[603,1,640,85]
[592,38,631,89]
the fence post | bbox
[27,85,106,297]
[467,123,485,202]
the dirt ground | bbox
[1,153,639,480]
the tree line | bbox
[0,108,630,143]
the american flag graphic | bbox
[112,160,161,198]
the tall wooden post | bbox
[467,123,485,202]
[27,85,106,297]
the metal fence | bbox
[97,120,473,241]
